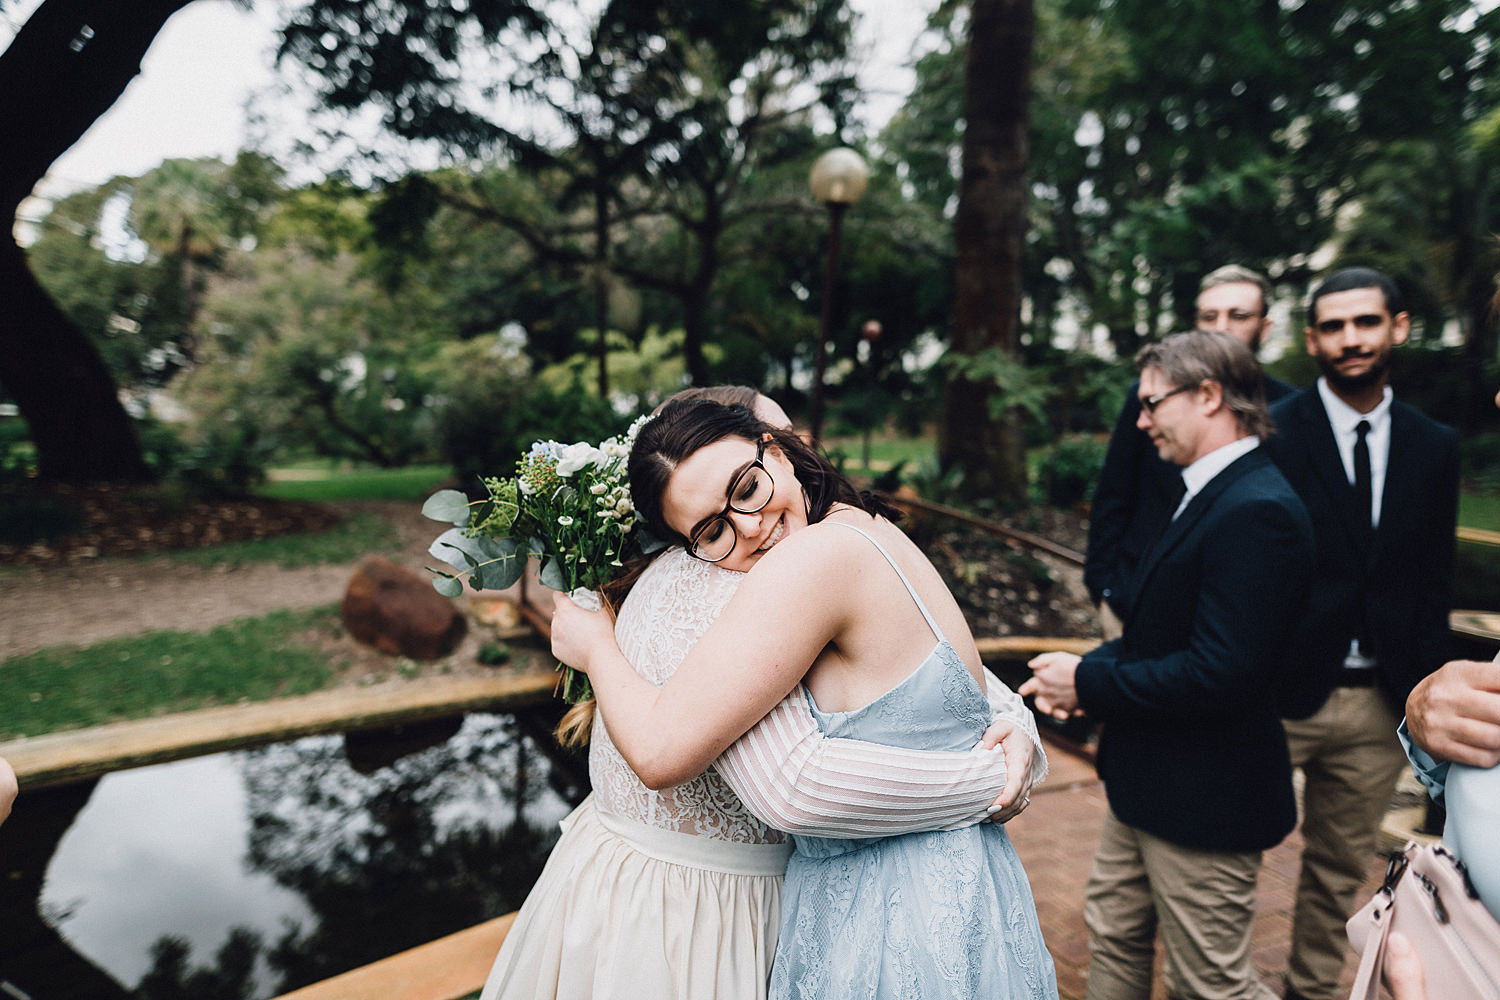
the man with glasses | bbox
[1085,266,1295,639]
[1024,330,1314,1000]
[1265,267,1459,1000]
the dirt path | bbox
[0,501,446,661]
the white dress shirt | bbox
[1315,378,1393,529]
[1171,435,1261,521]
[1316,378,1393,667]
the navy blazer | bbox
[1084,374,1295,619]
[1265,387,1459,719]
[1076,447,1314,852]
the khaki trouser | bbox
[1097,601,1125,642]
[1282,686,1409,1000]
[1083,810,1277,1000]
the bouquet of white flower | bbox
[423,414,658,702]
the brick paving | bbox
[1008,736,1389,1000]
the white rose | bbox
[555,442,602,477]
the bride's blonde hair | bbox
[552,384,771,749]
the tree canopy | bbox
[6,0,1500,492]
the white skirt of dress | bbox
[480,793,791,1000]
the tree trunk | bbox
[593,179,610,398]
[940,0,1035,507]
[0,0,194,484]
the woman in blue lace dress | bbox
[552,399,1058,1000]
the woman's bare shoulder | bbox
[745,509,887,583]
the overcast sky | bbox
[4,0,934,200]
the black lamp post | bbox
[807,148,869,442]
[860,319,882,471]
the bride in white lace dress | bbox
[480,391,1045,1000]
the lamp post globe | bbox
[807,148,869,441]
[809,147,870,205]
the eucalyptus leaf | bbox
[422,489,473,526]
[428,528,484,574]
[638,528,669,555]
[539,558,568,591]
[431,575,464,598]
[471,541,525,590]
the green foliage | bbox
[1462,437,1500,495]
[0,607,341,740]
[0,415,38,486]
[1034,433,1108,509]
[942,347,1056,426]
[436,372,620,495]
[477,642,511,666]
[134,415,276,498]
[180,233,437,469]
[891,0,1500,372]
[426,416,655,702]
[283,0,864,387]
[1454,539,1500,612]
[0,489,83,546]
[540,327,694,409]
[26,154,288,401]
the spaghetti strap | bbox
[825,520,946,644]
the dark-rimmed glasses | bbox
[687,435,775,563]
[1140,383,1197,414]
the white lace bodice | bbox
[592,547,785,843]
[591,547,1048,843]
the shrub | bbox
[0,415,37,486]
[1036,433,1108,509]
[437,378,621,495]
[136,416,276,498]
[1462,432,1500,493]
[0,489,83,546]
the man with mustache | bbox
[1264,266,1460,1000]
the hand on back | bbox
[1406,659,1500,767]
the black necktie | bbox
[1353,419,1374,655]
[1354,420,1372,539]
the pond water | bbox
[0,710,587,999]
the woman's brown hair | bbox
[554,386,784,748]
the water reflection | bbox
[3,709,587,999]
[45,754,315,993]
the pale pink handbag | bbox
[1346,840,1500,1000]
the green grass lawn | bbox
[259,462,453,502]
[1460,489,1500,533]
[822,433,937,475]
[0,606,343,741]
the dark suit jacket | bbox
[1265,387,1459,719]
[1076,447,1314,852]
[1084,374,1294,619]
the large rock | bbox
[342,555,467,659]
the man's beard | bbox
[1317,347,1392,393]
